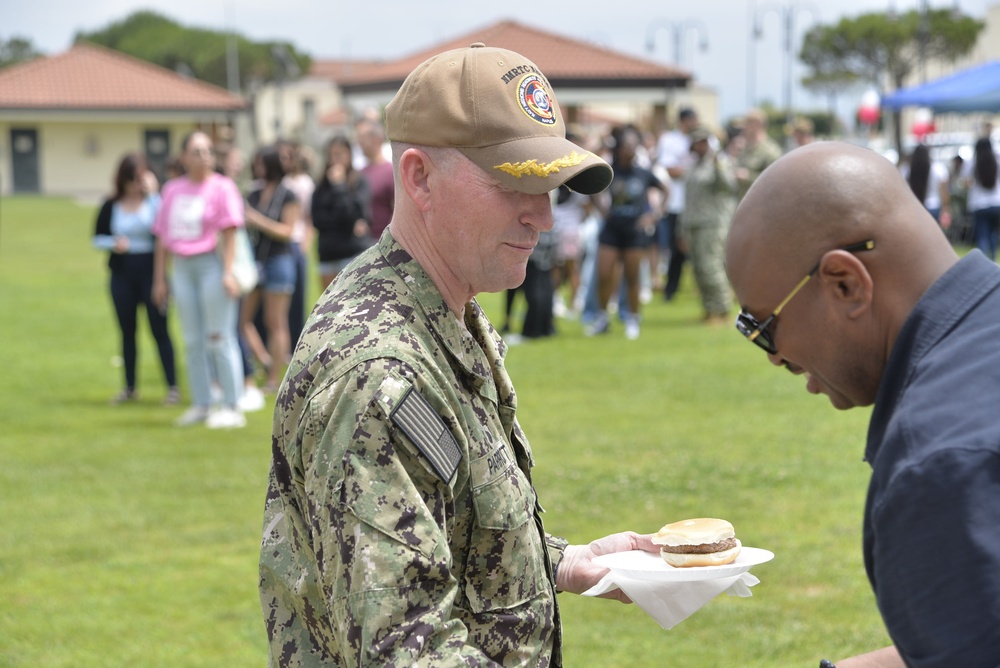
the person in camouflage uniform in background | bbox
[734,108,783,202]
[682,127,739,324]
[259,43,659,667]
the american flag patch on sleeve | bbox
[390,387,462,483]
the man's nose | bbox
[524,192,554,231]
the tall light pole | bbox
[918,0,930,84]
[748,0,757,109]
[646,18,709,69]
[225,0,240,95]
[754,1,818,133]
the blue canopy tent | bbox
[882,61,1000,112]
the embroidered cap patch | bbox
[494,151,589,179]
[517,74,556,126]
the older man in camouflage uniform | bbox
[259,43,658,666]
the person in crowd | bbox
[355,117,395,240]
[214,142,247,189]
[278,141,315,346]
[727,141,1000,667]
[311,135,372,289]
[586,125,667,339]
[551,178,592,317]
[682,127,738,324]
[152,130,246,429]
[734,108,782,200]
[241,145,300,394]
[656,107,699,301]
[948,154,971,244]
[165,155,185,181]
[501,226,559,342]
[259,43,659,666]
[900,144,951,228]
[93,153,178,405]
[962,137,1000,259]
[213,142,269,413]
[791,117,816,148]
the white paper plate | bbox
[592,546,775,582]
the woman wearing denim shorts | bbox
[242,146,301,393]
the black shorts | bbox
[598,219,654,250]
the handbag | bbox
[223,226,259,294]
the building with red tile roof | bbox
[335,19,690,92]
[261,19,717,149]
[0,43,247,196]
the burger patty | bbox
[660,537,738,554]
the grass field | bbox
[1,195,892,667]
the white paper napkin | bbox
[581,570,761,630]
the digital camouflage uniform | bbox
[682,151,739,316]
[259,231,569,667]
[735,136,783,201]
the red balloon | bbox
[858,106,880,125]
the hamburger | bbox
[651,518,742,568]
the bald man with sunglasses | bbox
[726,141,1000,668]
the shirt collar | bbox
[866,251,1000,463]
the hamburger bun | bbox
[651,518,742,568]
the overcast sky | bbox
[6,0,996,124]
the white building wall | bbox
[253,77,342,147]
[0,114,237,199]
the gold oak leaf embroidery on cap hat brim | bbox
[493,151,589,179]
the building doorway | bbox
[10,128,40,193]
[144,129,170,183]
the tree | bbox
[0,36,43,69]
[799,8,983,152]
[75,11,311,93]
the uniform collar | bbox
[379,232,514,409]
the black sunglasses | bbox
[735,240,876,355]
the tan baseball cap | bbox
[384,43,612,195]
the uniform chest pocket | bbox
[470,441,532,530]
[464,440,546,613]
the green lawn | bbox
[1,196,890,667]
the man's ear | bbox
[817,250,873,320]
[398,148,432,212]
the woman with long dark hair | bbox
[93,154,178,405]
[903,144,951,228]
[311,135,371,289]
[964,138,1000,259]
[586,125,667,339]
[241,146,300,393]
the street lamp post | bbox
[646,18,709,69]
[647,18,709,134]
[753,1,818,135]
[748,0,756,109]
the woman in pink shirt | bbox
[152,131,246,429]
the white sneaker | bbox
[584,312,610,336]
[209,383,224,408]
[625,317,641,340]
[206,407,246,429]
[174,406,209,427]
[504,333,525,346]
[238,385,266,413]
[553,295,568,318]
